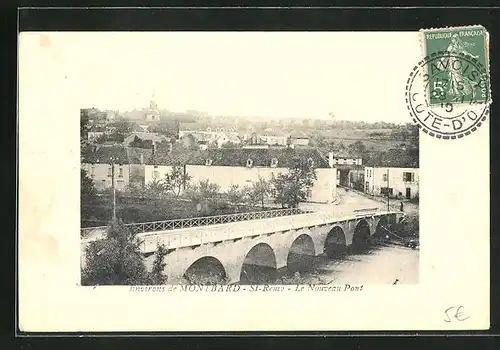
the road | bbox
[300,187,418,217]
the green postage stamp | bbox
[420,25,491,107]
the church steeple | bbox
[149,88,157,110]
[145,88,160,121]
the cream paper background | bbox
[18,32,490,332]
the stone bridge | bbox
[131,210,403,284]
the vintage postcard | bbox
[18,30,490,332]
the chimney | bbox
[328,152,334,168]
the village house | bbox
[81,145,153,191]
[289,131,310,147]
[363,148,419,199]
[123,132,172,152]
[179,130,241,149]
[145,148,337,203]
[364,166,419,199]
[87,126,106,141]
[331,151,363,166]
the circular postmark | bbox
[405,52,490,139]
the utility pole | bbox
[110,156,116,222]
[387,168,390,212]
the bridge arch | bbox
[324,226,347,259]
[183,256,227,285]
[351,219,371,252]
[287,234,316,273]
[240,243,277,284]
[373,215,389,240]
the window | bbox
[247,159,253,167]
[403,172,415,182]
[108,167,112,177]
[205,159,212,166]
[382,173,387,182]
[153,171,159,179]
[118,167,123,178]
[270,158,278,168]
[380,187,393,196]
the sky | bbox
[26,31,422,123]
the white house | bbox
[332,153,362,166]
[179,130,241,149]
[81,145,153,191]
[364,166,419,199]
[289,131,310,146]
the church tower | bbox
[145,88,160,122]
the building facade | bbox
[81,145,153,191]
[82,163,131,191]
[364,166,419,199]
[145,148,337,203]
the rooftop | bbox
[364,148,419,168]
[188,147,330,168]
[82,145,155,165]
[125,132,168,143]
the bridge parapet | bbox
[138,210,402,254]
[81,208,309,242]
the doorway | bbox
[406,188,411,199]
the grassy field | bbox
[318,128,393,139]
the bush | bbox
[81,219,168,286]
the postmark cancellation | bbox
[406,25,491,139]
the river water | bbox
[239,243,419,285]
[183,243,419,285]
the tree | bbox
[249,177,271,209]
[150,243,168,285]
[81,168,99,226]
[272,157,317,208]
[163,165,191,197]
[147,178,168,197]
[145,179,168,211]
[81,168,98,203]
[220,141,239,149]
[184,179,220,202]
[110,120,134,135]
[349,140,367,154]
[336,141,347,151]
[225,184,245,208]
[129,136,153,149]
[81,219,167,285]
[80,109,90,142]
[125,182,148,199]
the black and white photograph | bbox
[79,32,420,287]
